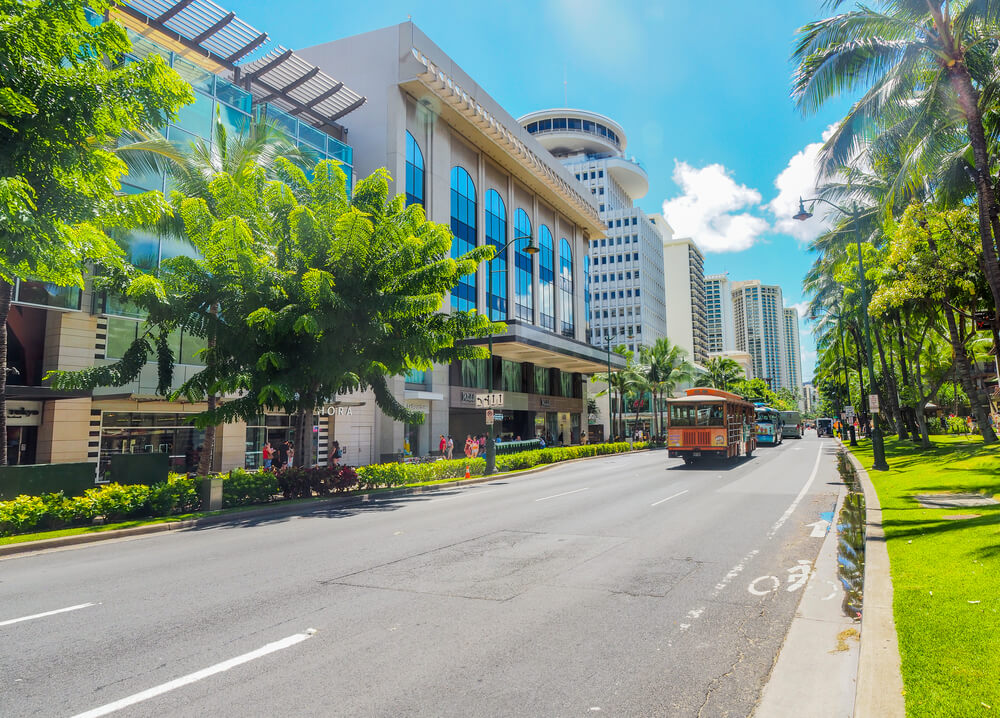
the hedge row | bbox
[0,469,279,538]
[1,442,648,538]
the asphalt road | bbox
[1,434,842,717]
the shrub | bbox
[0,494,49,535]
[224,468,279,507]
[81,483,151,522]
[147,474,201,516]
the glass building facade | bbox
[514,209,534,321]
[450,167,477,313]
[485,189,507,321]
[404,131,424,207]
[538,225,555,330]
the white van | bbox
[780,411,803,438]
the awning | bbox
[4,386,91,400]
[462,320,626,374]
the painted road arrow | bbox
[806,519,830,538]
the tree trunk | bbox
[942,303,998,443]
[872,323,903,437]
[946,63,1000,344]
[196,302,219,475]
[0,279,12,466]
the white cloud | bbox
[768,124,838,244]
[787,300,811,320]
[661,161,770,253]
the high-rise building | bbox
[802,382,819,414]
[518,109,667,355]
[660,235,708,364]
[731,280,786,390]
[5,0,363,473]
[300,24,616,460]
[705,273,735,355]
[783,307,804,396]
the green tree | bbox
[642,338,696,435]
[49,161,497,468]
[793,0,1000,328]
[696,355,745,392]
[0,0,192,463]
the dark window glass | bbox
[514,208,534,321]
[539,225,555,330]
[450,166,477,313]
[553,118,567,130]
[405,131,425,207]
[526,122,538,132]
[485,189,507,321]
[539,119,552,131]
[568,118,582,129]
[559,239,574,337]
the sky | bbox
[227,0,856,381]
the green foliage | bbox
[696,356,745,391]
[224,468,279,507]
[730,378,796,411]
[147,473,201,515]
[49,161,498,438]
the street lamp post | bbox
[794,197,889,470]
[602,331,633,442]
[484,234,537,475]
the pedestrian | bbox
[464,435,473,459]
[277,440,288,469]
[285,443,295,469]
[439,434,447,456]
[262,441,273,470]
[331,440,342,466]
[446,435,454,460]
[558,431,564,445]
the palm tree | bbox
[641,338,696,437]
[793,0,1000,337]
[696,356,745,392]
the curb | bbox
[843,442,906,718]
[0,448,653,559]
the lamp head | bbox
[792,197,813,222]
[523,236,539,255]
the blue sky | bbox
[228,0,854,380]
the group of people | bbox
[260,439,342,470]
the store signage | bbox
[474,392,503,408]
[461,391,476,404]
[540,399,553,408]
[318,405,353,417]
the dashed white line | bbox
[69,629,316,718]
[535,488,589,502]
[767,441,825,540]
[651,489,688,507]
[0,602,95,627]
[711,549,760,597]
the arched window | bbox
[450,167,477,313]
[514,208,533,321]
[405,131,424,207]
[559,238,574,337]
[485,190,507,321]
[538,225,555,330]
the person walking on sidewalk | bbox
[446,435,454,460]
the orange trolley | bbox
[666,388,757,464]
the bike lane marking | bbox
[766,441,825,540]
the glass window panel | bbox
[450,166,477,313]
[15,281,81,310]
[405,132,425,208]
[217,102,250,141]
[106,318,140,359]
[538,225,554,330]
[119,228,160,272]
[171,57,214,94]
[173,91,214,140]
[179,331,206,365]
[484,189,507,320]
[514,209,533,322]
[125,29,167,61]
[214,78,251,113]
[159,235,198,262]
[298,122,326,151]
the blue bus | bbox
[754,406,784,446]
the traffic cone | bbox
[465,464,471,479]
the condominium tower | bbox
[659,227,708,364]
[705,273,735,355]
[783,307,804,396]
[518,109,667,354]
[731,280,786,390]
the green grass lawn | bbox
[850,434,1000,718]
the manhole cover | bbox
[914,493,998,509]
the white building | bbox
[783,307,804,397]
[705,273,735,355]
[299,23,616,461]
[518,109,667,355]
[661,234,708,364]
[802,381,819,414]
[731,280,786,391]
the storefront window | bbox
[502,359,522,392]
[244,414,318,469]
[99,411,205,476]
[560,371,572,398]
[460,358,488,389]
[534,366,550,395]
[14,280,81,310]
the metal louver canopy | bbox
[122,0,366,125]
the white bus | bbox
[780,411,803,438]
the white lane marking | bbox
[807,519,830,538]
[0,602,95,627]
[70,630,316,718]
[535,488,589,502]
[651,489,688,507]
[767,441,824,540]
[711,548,760,597]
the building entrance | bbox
[5,426,37,465]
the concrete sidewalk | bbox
[753,440,905,718]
